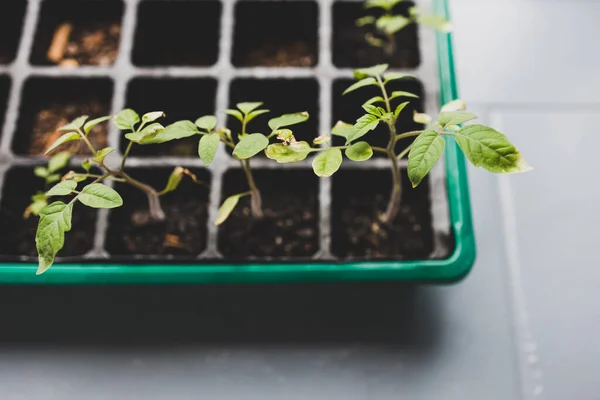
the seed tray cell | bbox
[0,0,474,284]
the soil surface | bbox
[105,169,210,257]
[332,2,420,68]
[53,22,121,67]
[218,170,319,259]
[27,101,109,156]
[0,168,96,259]
[331,170,434,259]
[244,41,316,67]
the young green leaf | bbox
[195,115,217,132]
[125,122,165,143]
[46,180,77,197]
[114,109,140,130]
[346,114,379,144]
[44,131,80,155]
[237,102,263,115]
[437,111,477,127]
[418,14,452,33]
[346,141,373,161]
[394,101,410,118]
[81,159,92,172]
[198,133,220,166]
[331,121,355,140]
[142,120,198,144]
[47,174,61,184]
[356,16,376,26]
[343,77,377,95]
[25,195,48,218]
[376,15,410,34]
[365,33,386,48]
[226,109,244,123]
[389,91,419,100]
[246,109,270,123]
[34,166,49,178]
[383,72,415,83]
[83,116,111,134]
[362,104,384,116]
[265,142,312,163]
[48,151,71,173]
[312,148,342,177]
[78,183,123,208]
[407,130,445,187]
[313,134,331,145]
[215,193,246,225]
[363,96,385,107]
[232,134,269,159]
[58,115,88,131]
[159,167,185,195]
[455,125,532,173]
[35,201,73,274]
[364,0,398,11]
[268,112,309,131]
[353,64,388,79]
[142,111,165,123]
[93,147,115,163]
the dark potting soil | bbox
[232,1,318,67]
[0,167,97,259]
[218,169,319,259]
[0,1,26,65]
[132,1,221,67]
[13,77,113,156]
[331,169,434,259]
[122,78,217,157]
[105,168,211,257]
[30,0,123,66]
[332,1,420,68]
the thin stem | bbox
[376,76,402,224]
[76,129,97,156]
[396,143,413,160]
[120,171,165,221]
[120,141,134,170]
[240,159,263,218]
[78,173,126,182]
[395,130,424,142]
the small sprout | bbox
[356,0,451,55]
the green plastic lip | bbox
[0,0,475,285]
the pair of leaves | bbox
[311,142,373,178]
[407,125,532,188]
[45,113,111,154]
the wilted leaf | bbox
[312,148,342,177]
[408,130,445,187]
[265,142,312,163]
[215,193,245,225]
[346,141,373,161]
[198,133,220,166]
[158,167,188,195]
[83,116,111,134]
[114,109,140,130]
[44,131,80,155]
[46,180,77,197]
[343,77,377,95]
[125,122,165,143]
[268,112,309,130]
[233,134,269,159]
[455,125,532,173]
[78,183,123,208]
[142,111,165,123]
[195,115,217,132]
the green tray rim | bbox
[0,0,475,285]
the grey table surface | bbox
[1,0,599,399]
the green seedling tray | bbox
[0,0,475,284]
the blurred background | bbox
[0,0,598,399]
